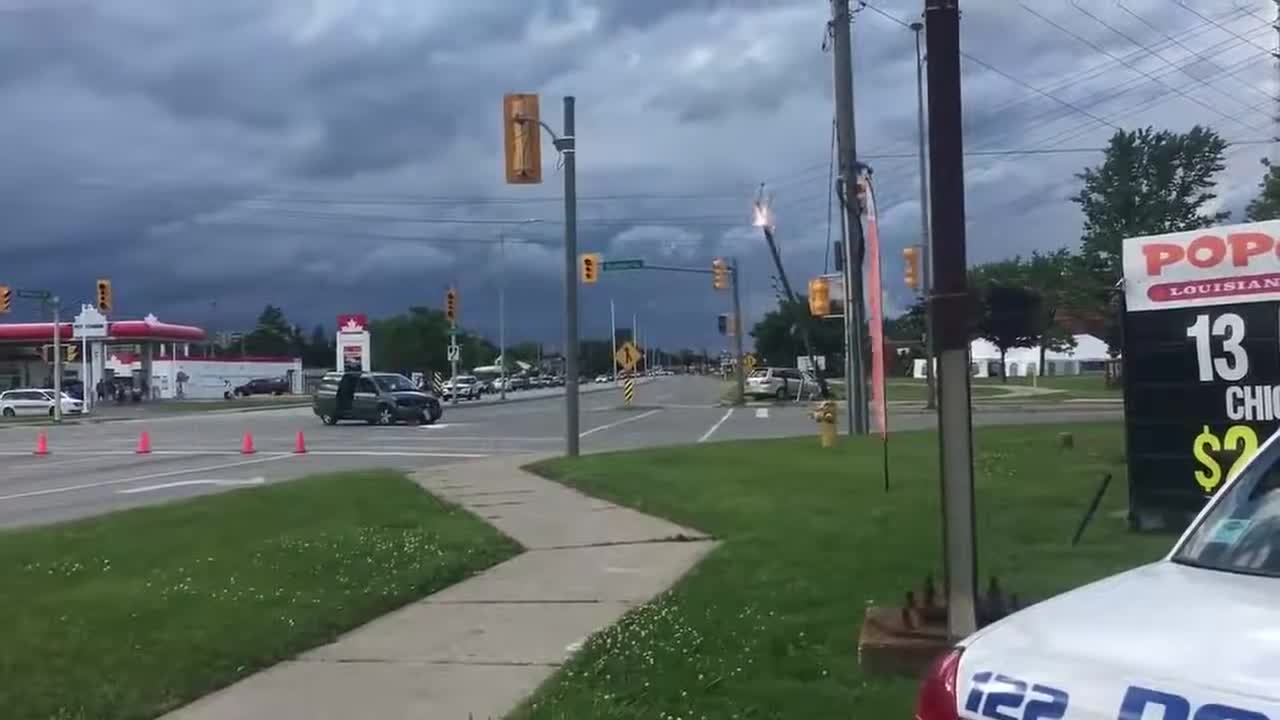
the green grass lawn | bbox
[513,423,1168,720]
[0,470,519,720]
[972,374,1121,398]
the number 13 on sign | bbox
[1186,312,1249,382]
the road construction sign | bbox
[615,341,640,372]
[743,353,758,372]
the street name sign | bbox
[603,259,644,271]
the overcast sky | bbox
[4,0,1277,353]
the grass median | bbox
[0,470,519,720]
[514,422,1169,719]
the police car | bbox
[916,431,1280,720]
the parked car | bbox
[0,388,84,417]
[312,372,442,425]
[235,377,290,397]
[594,375,611,383]
[915,425,1280,720]
[441,375,482,401]
[745,367,818,400]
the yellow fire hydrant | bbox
[813,400,838,448]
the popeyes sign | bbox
[1123,220,1280,312]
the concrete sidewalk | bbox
[164,454,715,720]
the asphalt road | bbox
[0,375,1119,528]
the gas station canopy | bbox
[0,319,206,344]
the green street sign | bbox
[16,289,51,300]
[603,259,644,271]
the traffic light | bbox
[96,278,113,312]
[808,277,831,317]
[903,246,921,291]
[712,258,729,290]
[580,253,600,284]
[0,285,10,314]
[503,93,543,184]
[717,314,728,335]
[445,288,458,324]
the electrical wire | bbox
[1115,1,1279,106]
[1051,1,1270,132]
[860,1,1120,130]
[1174,0,1277,56]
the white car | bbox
[0,388,84,418]
[915,432,1280,720]
[442,375,481,401]
[745,367,818,400]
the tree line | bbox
[750,125,1280,379]
[221,304,717,378]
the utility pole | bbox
[52,296,63,423]
[831,0,869,434]
[560,96,580,456]
[499,232,508,401]
[731,258,746,405]
[926,0,978,640]
[912,20,936,410]
[610,299,617,384]
[1273,0,1279,166]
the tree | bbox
[1245,159,1280,221]
[749,296,844,370]
[1073,126,1228,354]
[976,285,1042,382]
[244,305,294,356]
[304,324,332,368]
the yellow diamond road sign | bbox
[743,353,758,372]
[616,341,640,372]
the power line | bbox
[1174,0,1277,56]
[1051,1,1270,132]
[860,1,1120,130]
[1115,1,1279,106]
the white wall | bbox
[910,334,1113,379]
[151,359,304,399]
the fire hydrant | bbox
[813,400,838,448]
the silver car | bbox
[0,388,84,417]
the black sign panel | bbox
[1124,300,1280,529]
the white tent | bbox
[911,333,1113,378]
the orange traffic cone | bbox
[293,431,307,454]
[136,430,152,455]
[240,431,256,455]
[33,431,49,456]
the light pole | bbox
[911,20,937,410]
[498,218,542,401]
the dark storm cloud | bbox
[4,0,1276,349]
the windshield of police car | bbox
[1175,444,1280,577]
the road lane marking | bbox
[579,409,662,437]
[755,408,769,419]
[0,455,293,502]
[120,477,266,494]
[5,455,117,471]
[698,409,734,443]
[296,448,486,453]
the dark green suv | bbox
[313,372,443,426]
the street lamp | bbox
[911,19,937,409]
[499,218,543,400]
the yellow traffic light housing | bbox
[808,277,831,317]
[96,278,113,312]
[503,93,543,184]
[712,258,728,290]
[580,253,600,284]
[903,246,920,291]
[67,344,79,362]
[0,285,10,314]
[445,288,458,324]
